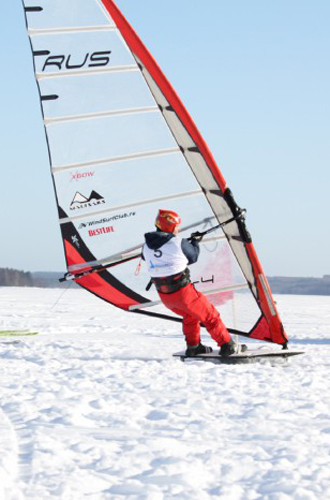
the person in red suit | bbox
[142,209,246,357]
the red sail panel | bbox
[64,240,147,311]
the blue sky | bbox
[1,0,329,276]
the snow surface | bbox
[0,287,330,500]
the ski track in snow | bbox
[0,288,330,500]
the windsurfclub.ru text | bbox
[78,212,136,230]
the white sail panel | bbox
[39,71,156,121]
[54,153,202,217]
[47,111,178,168]
[24,0,113,31]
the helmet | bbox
[155,209,181,233]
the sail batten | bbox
[68,253,140,273]
[25,7,43,13]
[36,64,138,80]
[52,147,182,171]
[129,283,249,311]
[45,105,159,125]
[28,25,117,35]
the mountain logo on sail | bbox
[70,191,105,211]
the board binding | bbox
[173,345,304,363]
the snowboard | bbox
[173,344,304,363]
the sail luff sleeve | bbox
[246,244,288,344]
[101,1,288,345]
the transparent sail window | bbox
[110,255,260,333]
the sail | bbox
[22,0,288,345]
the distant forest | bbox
[0,268,34,287]
[267,276,330,296]
[0,268,67,288]
[1,267,330,295]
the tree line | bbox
[0,268,34,287]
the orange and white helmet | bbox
[155,209,181,233]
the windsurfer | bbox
[142,210,247,357]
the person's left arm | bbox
[181,238,200,264]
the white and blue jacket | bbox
[142,231,199,278]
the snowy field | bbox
[0,287,330,500]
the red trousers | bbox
[159,283,231,346]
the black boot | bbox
[220,340,247,357]
[185,342,213,357]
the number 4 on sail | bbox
[22,0,301,357]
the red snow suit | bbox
[159,283,230,347]
[143,230,230,347]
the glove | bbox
[190,231,204,242]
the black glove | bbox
[190,231,204,242]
